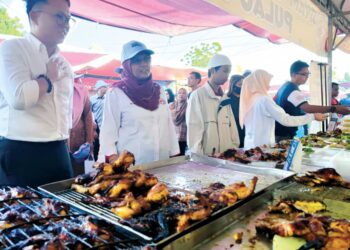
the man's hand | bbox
[314,113,328,121]
[47,57,70,82]
[46,58,60,82]
[335,105,350,115]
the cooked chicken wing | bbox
[146,183,169,203]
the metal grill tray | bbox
[190,182,350,250]
[0,186,144,250]
[39,154,294,247]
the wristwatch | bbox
[37,74,52,93]
[329,106,336,113]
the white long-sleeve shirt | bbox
[244,95,314,149]
[98,87,179,164]
[0,34,73,141]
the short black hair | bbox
[290,60,309,76]
[332,82,339,88]
[26,0,71,15]
[227,75,243,97]
[208,66,221,78]
[165,88,175,103]
[190,71,201,81]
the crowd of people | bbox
[1,0,350,187]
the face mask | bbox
[233,86,241,95]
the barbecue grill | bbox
[0,186,145,249]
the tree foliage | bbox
[181,42,222,68]
[0,8,24,36]
[343,72,350,82]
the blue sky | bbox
[2,0,350,86]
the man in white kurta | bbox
[186,54,239,155]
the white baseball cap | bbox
[208,54,232,68]
[121,40,154,64]
[94,80,109,90]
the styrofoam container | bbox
[330,151,350,182]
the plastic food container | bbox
[330,151,350,182]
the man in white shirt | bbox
[186,54,239,155]
[0,0,74,187]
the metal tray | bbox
[0,186,145,249]
[189,181,350,250]
[39,154,294,247]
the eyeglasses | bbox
[131,55,151,64]
[296,72,311,77]
[36,10,76,26]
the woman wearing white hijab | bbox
[239,70,326,149]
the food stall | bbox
[1,138,349,249]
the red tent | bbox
[70,0,285,44]
[74,55,207,88]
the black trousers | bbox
[179,141,187,156]
[0,138,73,187]
[93,125,100,161]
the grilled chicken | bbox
[146,183,169,203]
[40,198,70,217]
[107,179,133,198]
[227,176,258,200]
[0,187,39,201]
[111,151,135,172]
[257,200,350,250]
[216,147,287,164]
[295,168,350,189]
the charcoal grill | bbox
[0,186,145,250]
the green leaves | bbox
[181,42,222,68]
[0,8,24,37]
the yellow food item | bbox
[233,231,243,244]
[293,201,326,214]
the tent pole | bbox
[327,7,334,131]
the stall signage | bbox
[284,139,301,171]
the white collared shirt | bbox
[98,87,179,164]
[0,33,73,142]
